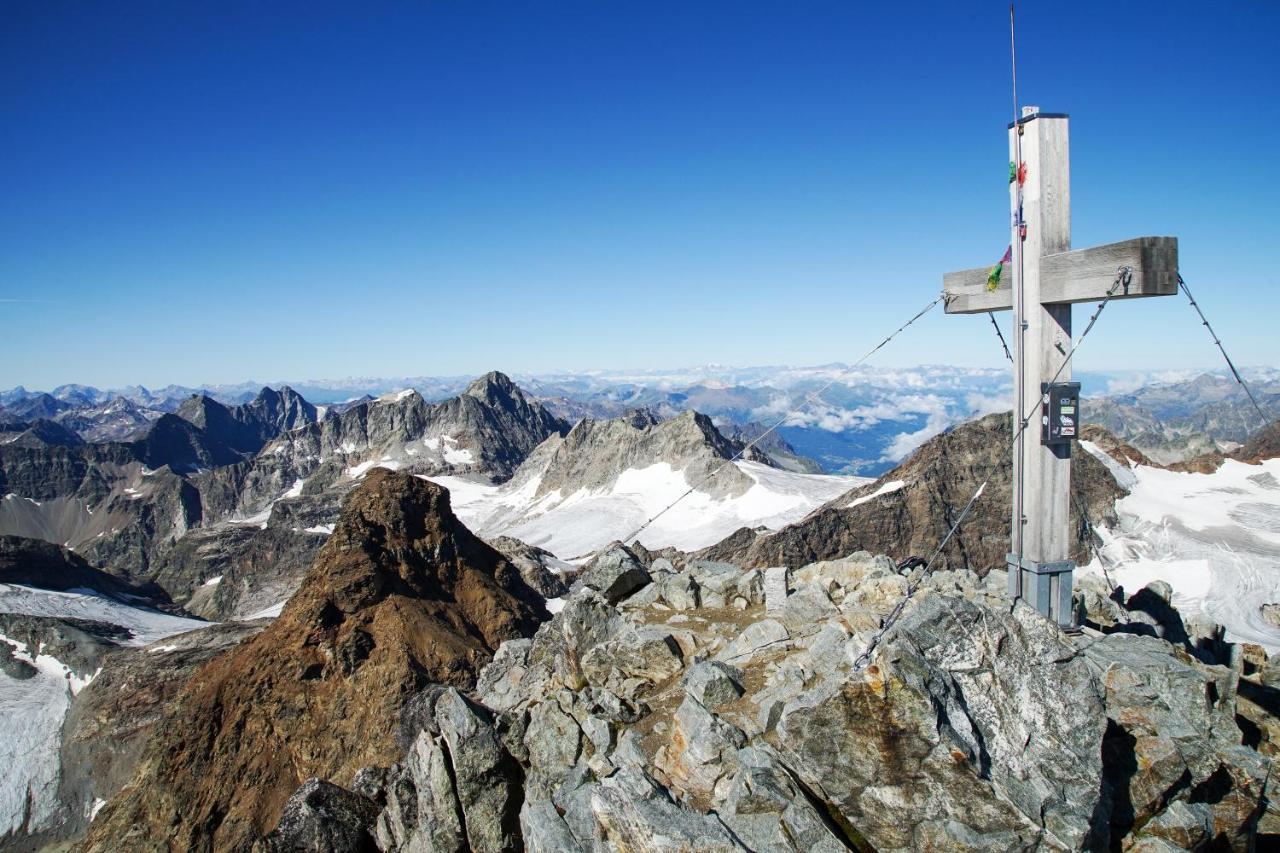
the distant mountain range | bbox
[4,364,1276,475]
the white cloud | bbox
[772,393,953,434]
[963,392,1010,417]
[879,410,953,463]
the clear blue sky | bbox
[2,1,1277,390]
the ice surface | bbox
[441,437,474,465]
[0,584,209,647]
[1080,457,1280,650]
[245,600,286,620]
[0,660,74,836]
[345,459,379,480]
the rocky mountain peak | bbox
[510,407,769,509]
[82,469,547,852]
[621,407,662,429]
[242,384,317,434]
[464,370,523,407]
[5,392,68,421]
[174,392,223,427]
[294,468,547,634]
[175,386,319,456]
[134,413,242,470]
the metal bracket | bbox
[1006,554,1075,575]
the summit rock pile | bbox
[256,543,1275,852]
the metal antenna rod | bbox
[1009,4,1027,564]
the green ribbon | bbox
[987,263,1004,292]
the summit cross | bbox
[942,109,1179,627]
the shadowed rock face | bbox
[0,418,84,448]
[695,412,1126,572]
[0,535,167,603]
[82,469,547,853]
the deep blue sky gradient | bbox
[2,1,1277,388]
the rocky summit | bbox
[238,542,1276,852]
[81,469,547,852]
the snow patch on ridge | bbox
[846,479,906,508]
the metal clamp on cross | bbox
[942,108,1179,627]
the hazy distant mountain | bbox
[53,397,162,442]
[5,392,71,421]
[1086,371,1280,463]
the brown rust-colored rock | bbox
[1080,423,1157,468]
[82,469,546,852]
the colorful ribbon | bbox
[987,245,1013,292]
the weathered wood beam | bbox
[943,236,1179,314]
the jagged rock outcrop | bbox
[256,779,380,853]
[574,543,652,603]
[485,535,571,599]
[82,469,547,852]
[696,412,1125,572]
[352,686,525,853]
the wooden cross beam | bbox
[942,110,1179,627]
[943,236,1178,315]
